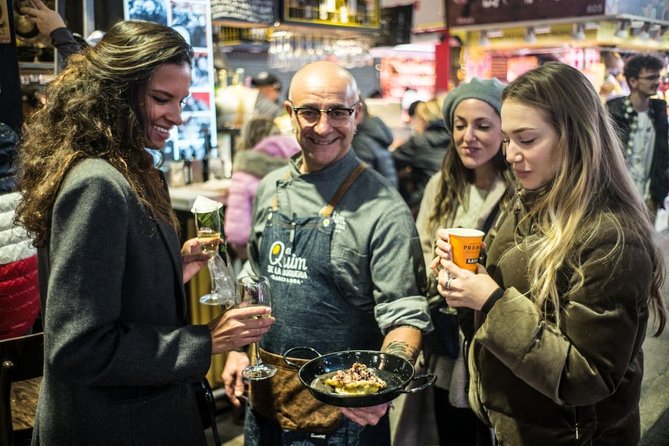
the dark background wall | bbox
[1,0,24,134]
[61,0,124,36]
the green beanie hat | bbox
[442,78,506,136]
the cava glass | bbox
[237,275,276,380]
[193,207,235,307]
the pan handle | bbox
[282,346,321,369]
[399,374,436,395]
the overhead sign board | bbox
[446,0,606,28]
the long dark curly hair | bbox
[16,20,193,248]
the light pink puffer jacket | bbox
[224,135,300,247]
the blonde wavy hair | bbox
[503,62,666,335]
[16,20,193,248]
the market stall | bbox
[446,0,669,92]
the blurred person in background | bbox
[351,98,398,187]
[235,115,281,152]
[606,53,668,220]
[407,99,424,134]
[251,71,285,119]
[393,99,450,217]
[226,123,300,260]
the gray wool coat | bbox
[32,159,212,446]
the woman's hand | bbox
[340,402,391,426]
[437,261,498,311]
[430,228,454,276]
[207,306,274,355]
[181,237,211,283]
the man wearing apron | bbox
[223,61,432,446]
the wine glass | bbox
[194,207,235,306]
[237,275,276,380]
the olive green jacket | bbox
[469,190,653,445]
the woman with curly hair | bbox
[15,20,273,445]
[433,63,666,445]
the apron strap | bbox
[271,170,294,211]
[319,163,368,218]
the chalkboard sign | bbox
[211,0,276,25]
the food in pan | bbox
[323,363,387,395]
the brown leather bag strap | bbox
[319,163,368,218]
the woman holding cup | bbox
[434,63,666,444]
[396,79,514,445]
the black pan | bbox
[283,347,435,408]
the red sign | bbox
[446,0,606,28]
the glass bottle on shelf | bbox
[303,0,316,19]
[357,0,367,24]
[231,68,244,86]
[347,0,357,24]
[217,69,228,89]
[319,1,329,21]
[288,0,301,19]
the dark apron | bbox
[246,163,389,445]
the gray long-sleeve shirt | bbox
[247,148,432,335]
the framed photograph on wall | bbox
[124,0,216,161]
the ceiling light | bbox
[573,23,586,40]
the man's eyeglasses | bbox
[290,102,359,127]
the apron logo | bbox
[267,241,309,284]
[332,213,346,234]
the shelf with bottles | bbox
[283,0,380,29]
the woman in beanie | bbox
[397,78,513,445]
[434,63,666,444]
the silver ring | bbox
[445,277,453,290]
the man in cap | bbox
[252,71,285,118]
